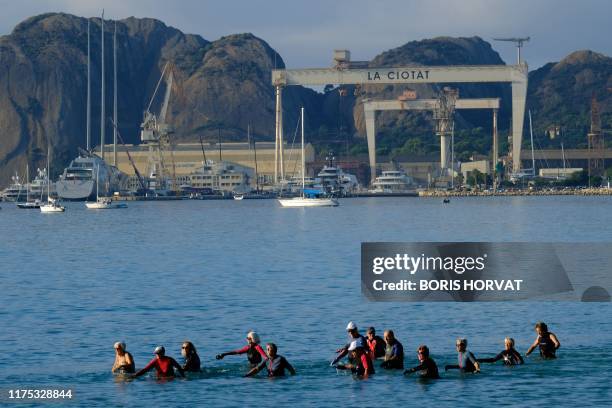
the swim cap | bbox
[154,346,165,355]
[346,321,357,331]
[247,331,260,344]
[114,341,125,351]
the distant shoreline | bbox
[419,188,612,197]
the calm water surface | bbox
[1,196,611,406]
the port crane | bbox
[493,37,530,64]
[141,62,178,194]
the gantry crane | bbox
[493,37,530,64]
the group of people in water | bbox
[112,332,294,378]
[112,321,560,380]
[331,321,560,379]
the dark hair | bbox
[183,341,197,354]
[535,322,548,332]
[417,345,429,357]
[267,343,277,354]
[367,327,375,334]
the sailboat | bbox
[85,164,127,209]
[40,147,65,213]
[17,165,42,209]
[278,108,339,208]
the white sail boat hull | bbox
[278,197,339,207]
[85,200,126,209]
[40,204,65,213]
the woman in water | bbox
[216,331,268,366]
[181,341,201,372]
[445,338,480,373]
[111,342,135,374]
[404,345,440,379]
[526,322,560,359]
[478,337,524,366]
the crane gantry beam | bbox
[363,98,501,182]
[272,60,528,177]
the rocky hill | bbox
[0,13,610,186]
[527,50,612,149]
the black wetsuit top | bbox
[183,353,201,372]
[406,357,440,379]
[479,348,524,365]
[538,332,557,359]
[257,355,295,377]
[446,351,478,373]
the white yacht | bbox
[1,172,26,202]
[186,160,253,195]
[56,150,126,201]
[370,170,414,193]
[315,153,359,195]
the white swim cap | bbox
[247,331,260,344]
[346,321,357,331]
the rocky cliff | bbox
[0,13,610,186]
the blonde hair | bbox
[247,331,260,344]
[504,337,515,347]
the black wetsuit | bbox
[405,357,440,379]
[446,351,478,373]
[183,353,201,372]
[538,332,557,359]
[478,349,524,365]
[257,355,295,377]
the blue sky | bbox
[1,0,610,70]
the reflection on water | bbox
[0,196,611,405]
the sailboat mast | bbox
[100,10,105,160]
[528,110,535,176]
[252,125,259,192]
[47,145,51,202]
[301,107,305,193]
[26,164,29,202]
[113,20,117,166]
[86,18,91,152]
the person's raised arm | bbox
[217,345,249,359]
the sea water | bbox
[0,196,610,406]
